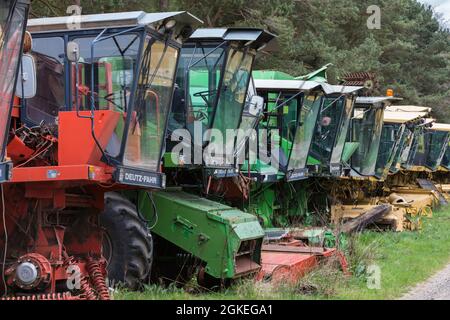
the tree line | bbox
[31,0,450,120]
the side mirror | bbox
[248,95,264,117]
[67,41,80,62]
[16,54,37,99]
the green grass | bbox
[114,208,450,300]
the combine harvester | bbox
[104,28,279,289]
[331,104,433,231]
[1,10,202,299]
[385,106,450,216]
[205,67,363,283]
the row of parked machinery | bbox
[1,2,449,299]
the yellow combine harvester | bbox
[331,105,444,232]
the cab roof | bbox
[385,105,432,113]
[254,79,361,95]
[431,123,450,132]
[356,96,403,105]
[383,111,428,124]
[27,11,203,33]
[188,28,278,51]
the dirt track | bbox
[401,263,450,300]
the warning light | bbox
[386,89,394,97]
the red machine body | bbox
[0,10,201,299]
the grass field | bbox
[115,208,450,300]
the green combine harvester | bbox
[104,28,278,289]
[211,67,362,229]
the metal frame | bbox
[0,0,31,181]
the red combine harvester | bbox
[0,11,201,300]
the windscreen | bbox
[422,130,449,171]
[210,47,254,164]
[287,93,322,172]
[404,131,421,169]
[308,95,353,168]
[0,0,27,159]
[169,44,226,135]
[123,39,179,171]
[441,142,450,170]
[350,106,384,176]
[259,91,304,171]
[72,33,141,160]
[235,80,262,159]
[390,126,412,173]
[375,123,405,178]
[330,97,354,165]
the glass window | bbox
[405,133,421,168]
[309,96,350,167]
[72,34,140,113]
[441,142,450,170]
[211,48,254,153]
[123,39,178,171]
[390,126,412,173]
[72,33,141,158]
[169,44,226,134]
[423,131,450,170]
[350,106,384,176]
[287,94,322,172]
[26,37,65,125]
[0,0,27,157]
[261,91,303,170]
[235,79,260,157]
[375,123,404,178]
[330,97,354,165]
[400,128,416,168]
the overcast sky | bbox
[417,0,450,25]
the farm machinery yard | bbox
[0,2,450,300]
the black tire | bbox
[101,192,153,290]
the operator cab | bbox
[12,11,201,188]
[306,84,361,177]
[345,96,402,177]
[375,111,428,180]
[383,106,431,175]
[166,28,277,171]
[253,78,361,182]
[253,79,324,182]
[403,122,450,172]
[0,0,31,182]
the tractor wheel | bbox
[101,192,153,290]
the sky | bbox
[418,0,450,26]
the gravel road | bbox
[401,263,450,300]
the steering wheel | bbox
[104,91,128,111]
[191,109,208,121]
[193,90,218,107]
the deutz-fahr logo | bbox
[116,167,162,188]
[124,172,158,185]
